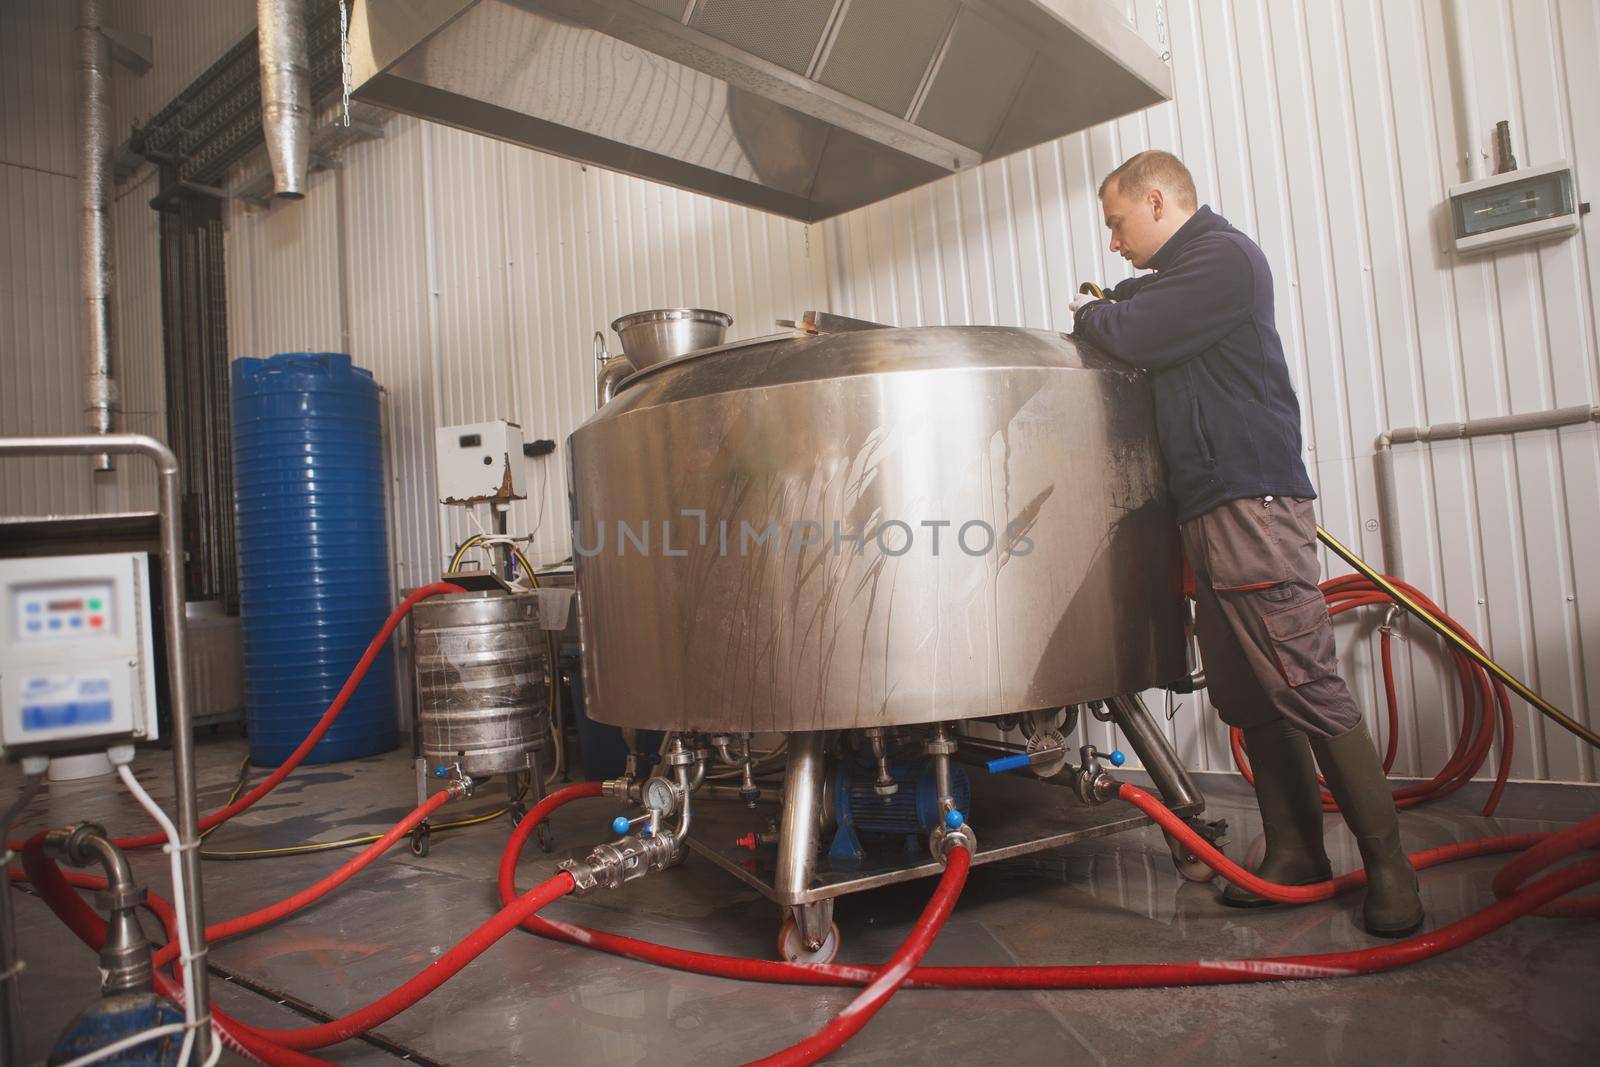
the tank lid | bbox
[231,352,376,394]
[603,324,1134,413]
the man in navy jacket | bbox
[1073,150,1422,937]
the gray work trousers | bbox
[1178,495,1361,737]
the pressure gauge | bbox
[644,777,679,816]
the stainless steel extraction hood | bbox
[350,0,1171,221]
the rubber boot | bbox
[1222,718,1332,907]
[1310,721,1424,938]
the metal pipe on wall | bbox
[78,0,118,471]
[257,0,310,199]
[1373,404,1600,578]
[1443,0,1485,181]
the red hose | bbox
[5,581,465,853]
[17,835,575,1054]
[227,873,575,1050]
[15,777,1597,1061]
[152,788,454,969]
[1491,816,1600,919]
[744,846,970,1067]
[497,780,1600,996]
[1231,573,1515,817]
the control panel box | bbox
[0,552,159,756]
[1449,161,1579,254]
[436,420,525,505]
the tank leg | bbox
[526,749,553,852]
[775,731,829,953]
[506,768,528,823]
[413,757,429,807]
[1108,693,1224,881]
[1107,693,1201,809]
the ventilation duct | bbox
[258,0,310,199]
[349,0,1172,221]
[79,0,117,470]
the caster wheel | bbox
[777,917,841,964]
[536,822,554,853]
[410,829,431,857]
[1164,832,1216,883]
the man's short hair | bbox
[1098,150,1197,210]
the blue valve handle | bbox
[987,747,1125,773]
[985,752,1034,774]
[943,809,965,829]
[611,813,655,837]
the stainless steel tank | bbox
[569,324,1185,733]
[412,590,549,777]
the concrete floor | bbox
[5,737,1598,1065]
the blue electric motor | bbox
[49,994,185,1066]
[829,759,971,865]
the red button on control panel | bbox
[89,616,104,629]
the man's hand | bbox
[1069,292,1110,316]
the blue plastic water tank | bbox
[232,352,397,766]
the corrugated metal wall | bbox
[0,161,92,515]
[819,0,1598,782]
[1,1,92,515]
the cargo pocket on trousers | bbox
[1263,595,1338,687]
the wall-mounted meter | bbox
[435,420,525,505]
[1448,161,1580,254]
[0,552,159,757]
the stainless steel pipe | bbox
[593,330,633,409]
[77,0,117,470]
[44,824,152,995]
[1374,403,1600,577]
[257,0,310,199]
[0,434,211,1061]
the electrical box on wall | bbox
[436,420,525,505]
[0,552,159,757]
[1448,161,1579,254]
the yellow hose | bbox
[1316,525,1598,750]
[199,805,515,861]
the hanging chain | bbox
[339,0,352,127]
[1154,0,1171,63]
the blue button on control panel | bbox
[12,582,114,642]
